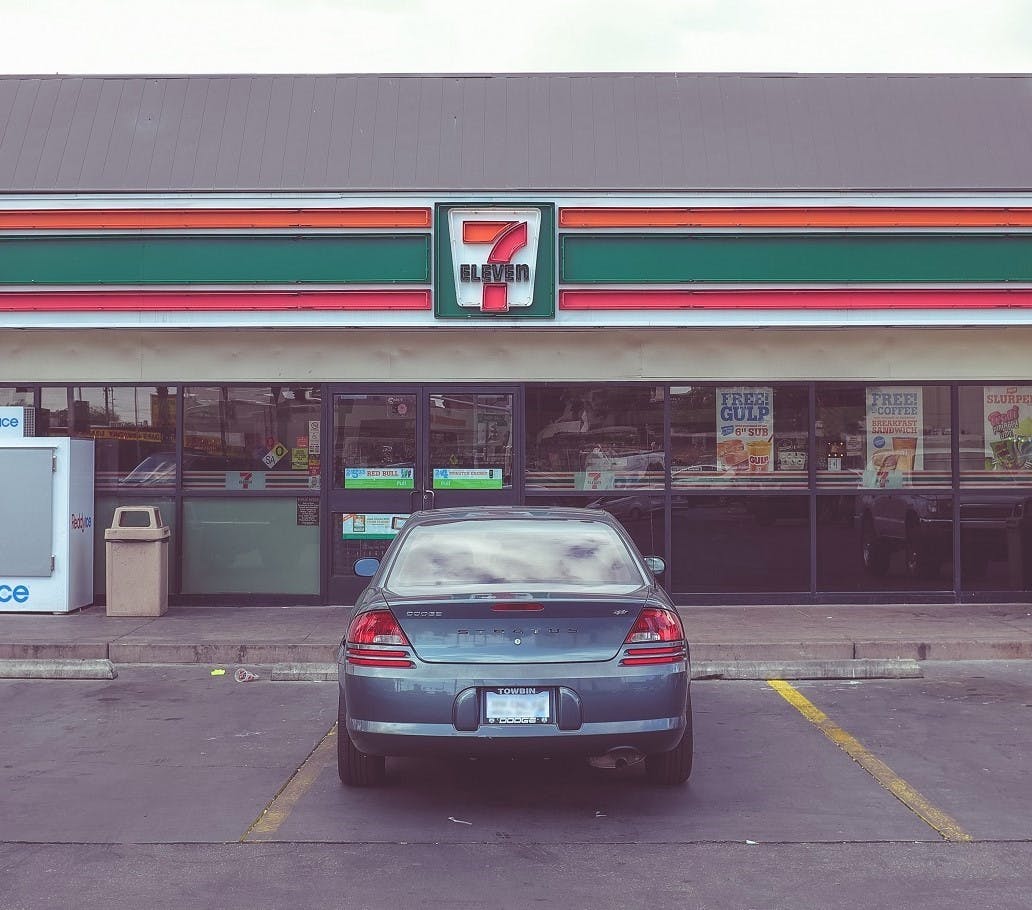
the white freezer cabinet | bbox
[0,438,95,613]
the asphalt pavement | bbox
[2,663,1032,909]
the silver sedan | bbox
[336,506,692,786]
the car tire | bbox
[861,518,890,576]
[645,694,693,786]
[337,698,386,787]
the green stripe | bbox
[0,234,430,285]
[560,233,1032,283]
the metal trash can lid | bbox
[105,506,170,541]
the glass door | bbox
[425,388,517,509]
[327,386,520,602]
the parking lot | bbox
[2,663,1032,908]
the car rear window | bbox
[384,518,646,593]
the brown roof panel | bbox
[3,72,1032,192]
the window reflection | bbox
[959,385,1032,488]
[669,496,810,593]
[429,393,513,489]
[73,386,178,489]
[528,494,665,562]
[40,387,69,436]
[333,393,416,490]
[183,386,320,491]
[526,386,664,491]
[821,493,953,591]
[386,520,643,591]
[0,387,33,407]
[816,385,951,489]
[670,385,809,489]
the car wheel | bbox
[861,518,890,576]
[337,697,385,787]
[645,694,693,786]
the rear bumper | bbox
[339,651,690,758]
[347,716,687,758]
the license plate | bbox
[484,688,551,725]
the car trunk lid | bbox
[383,590,651,664]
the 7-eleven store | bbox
[5,194,1032,604]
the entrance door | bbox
[327,386,520,602]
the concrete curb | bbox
[270,663,338,681]
[691,659,923,680]
[0,659,117,679]
[107,643,338,664]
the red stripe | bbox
[0,290,431,312]
[560,289,1032,310]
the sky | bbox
[5,0,1032,75]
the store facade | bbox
[3,74,1032,606]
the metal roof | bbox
[2,73,1032,193]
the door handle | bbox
[423,489,435,511]
[410,489,424,513]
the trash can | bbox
[105,506,170,616]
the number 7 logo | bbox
[448,208,541,313]
[462,221,528,313]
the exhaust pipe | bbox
[588,746,646,770]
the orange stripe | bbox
[0,208,431,230]
[559,207,1032,229]
[462,221,513,244]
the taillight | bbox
[620,607,686,666]
[349,609,410,646]
[346,609,414,669]
[624,607,683,644]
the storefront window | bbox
[333,393,416,490]
[815,385,951,489]
[0,387,34,407]
[40,387,69,436]
[819,493,953,591]
[72,386,178,490]
[429,393,513,489]
[182,498,319,594]
[958,493,1032,590]
[183,386,321,491]
[958,385,1032,488]
[524,494,666,562]
[670,385,809,490]
[669,495,810,593]
[526,385,664,492]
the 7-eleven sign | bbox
[447,208,542,313]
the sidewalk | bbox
[2,602,1032,666]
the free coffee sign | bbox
[865,386,924,486]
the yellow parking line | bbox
[241,723,337,842]
[768,680,972,843]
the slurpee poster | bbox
[983,386,1032,470]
